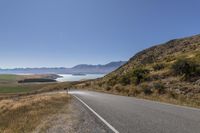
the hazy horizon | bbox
[0,60,126,69]
[1,0,200,68]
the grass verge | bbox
[0,93,70,133]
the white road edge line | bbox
[72,94,120,133]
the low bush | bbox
[131,68,150,85]
[105,86,112,91]
[141,83,153,95]
[119,75,131,85]
[168,91,177,99]
[153,82,166,94]
[85,82,91,87]
[114,84,123,92]
[172,58,200,80]
[107,75,118,86]
[153,63,165,71]
[166,55,176,62]
[129,87,140,96]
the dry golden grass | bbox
[0,92,70,133]
[0,82,72,100]
[75,41,200,109]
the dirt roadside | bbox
[0,92,110,133]
[34,96,110,133]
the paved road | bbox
[70,90,200,133]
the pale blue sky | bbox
[0,0,200,68]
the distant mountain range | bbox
[0,61,126,74]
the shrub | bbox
[172,58,199,79]
[105,86,112,91]
[123,88,130,95]
[141,83,152,95]
[153,63,165,71]
[108,77,117,86]
[97,82,103,87]
[128,86,140,96]
[119,75,131,85]
[166,55,176,62]
[153,82,165,94]
[168,91,177,99]
[130,68,150,85]
[85,82,90,87]
[114,84,123,92]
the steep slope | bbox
[77,34,200,108]
[108,34,200,77]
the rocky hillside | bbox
[77,34,200,108]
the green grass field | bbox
[0,74,71,95]
[0,74,28,93]
[0,74,44,94]
[0,74,21,81]
[0,86,30,93]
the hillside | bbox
[76,34,200,108]
[0,61,126,74]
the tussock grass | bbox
[0,93,70,133]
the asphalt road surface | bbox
[70,90,200,133]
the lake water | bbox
[56,74,105,82]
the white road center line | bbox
[72,94,120,133]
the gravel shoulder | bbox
[34,95,110,133]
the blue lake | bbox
[56,74,105,82]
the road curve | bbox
[70,90,200,133]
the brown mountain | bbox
[77,34,200,108]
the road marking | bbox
[72,94,120,133]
